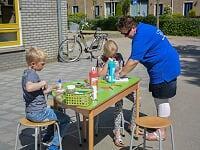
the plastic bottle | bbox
[108,58,116,83]
[57,79,62,90]
[89,67,98,100]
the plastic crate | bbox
[62,90,92,107]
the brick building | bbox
[67,0,200,18]
[67,0,120,18]
[0,0,68,70]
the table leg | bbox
[53,98,58,109]
[83,116,87,142]
[89,112,94,150]
[135,84,141,137]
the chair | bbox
[129,116,175,150]
[15,117,62,150]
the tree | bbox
[116,2,123,16]
[121,0,131,16]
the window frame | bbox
[95,5,100,18]
[0,0,20,47]
[183,1,193,16]
[72,5,79,14]
[154,3,164,16]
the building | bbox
[67,0,200,18]
[131,0,200,17]
[0,0,68,70]
[67,0,120,19]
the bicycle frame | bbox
[75,30,108,54]
[58,22,108,62]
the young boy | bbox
[96,40,135,147]
[22,47,69,150]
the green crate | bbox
[62,90,92,107]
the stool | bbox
[130,116,175,150]
[15,118,62,150]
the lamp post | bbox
[156,0,160,28]
[171,0,173,13]
[84,0,87,21]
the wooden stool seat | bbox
[135,116,172,129]
[130,116,175,150]
[19,118,56,127]
[15,117,62,150]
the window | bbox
[105,2,117,17]
[72,6,79,14]
[155,4,163,15]
[184,2,193,16]
[0,0,20,47]
[95,6,100,18]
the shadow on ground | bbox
[17,107,148,150]
[175,45,200,87]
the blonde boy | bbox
[22,47,69,150]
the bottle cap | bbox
[58,79,61,83]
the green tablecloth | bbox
[54,76,140,110]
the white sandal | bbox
[146,130,166,141]
[113,130,124,147]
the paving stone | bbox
[0,120,13,128]
[0,113,22,121]
[0,36,199,150]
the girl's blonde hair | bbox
[103,40,118,57]
[26,47,47,65]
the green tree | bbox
[116,2,123,16]
[121,0,131,16]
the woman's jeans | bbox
[26,107,70,146]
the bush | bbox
[68,13,86,24]
[189,9,196,18]
[172,13,184,18]
[143,15,156,25]
[160,18,200,36]
[89,16,119,31]
[134,15,156,25]
[88,15,200,36]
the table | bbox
[53,77,141,150]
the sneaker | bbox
[47,144,59,150]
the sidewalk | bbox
[0,36,199,150]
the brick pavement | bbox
[0,36,199,150]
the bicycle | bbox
[58,22,108,62]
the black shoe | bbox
[42,133,53,143]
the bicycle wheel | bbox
[89,37,106,59]
[58,38,82,62]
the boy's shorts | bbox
[149,78,177,99]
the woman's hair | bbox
[103,40,118,57]
[116,16,137,33]
[26,47,47,65]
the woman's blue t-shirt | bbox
[130,23,180,84]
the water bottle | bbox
[108,58,116,83]
[57,79,62,90]
[89,67,98,100]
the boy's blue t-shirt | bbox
[130,23,180,84]
[22,69,47,113]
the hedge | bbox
[87,16,200,36]
[160,18,200,36]
[68,14,200,36]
